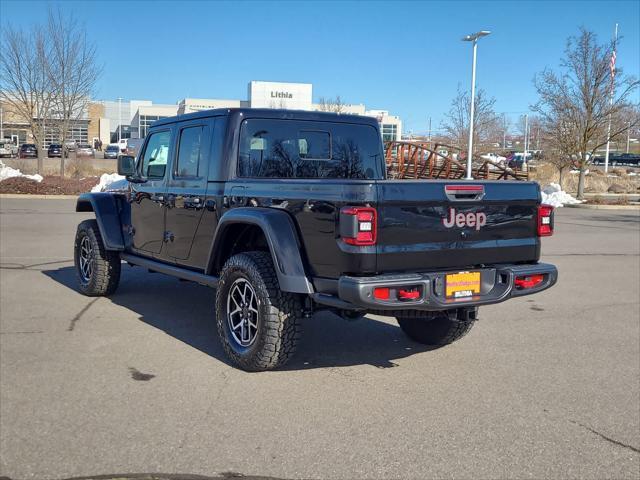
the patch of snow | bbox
[91,173,126,192]
[570,169,589,174]
[541,183,583,208]
[0,163,43,183]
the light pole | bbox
[117,97,123,142]
[462,30,491,179]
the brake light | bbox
[373,287,390,300]
[340,207,377,246]
[537,205,554,236]
[515,274,545,289]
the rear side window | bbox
[175,126,203,177]
[238,119,382,179]
[141,130,171,178]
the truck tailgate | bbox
[376,180,541,272]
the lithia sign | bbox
[270,91,293,99]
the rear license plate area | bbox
[446,271,481,298]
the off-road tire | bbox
[74,219,121,296]
[396,312,474,346]
[216,251,302,372]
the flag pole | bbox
[604,23,618,174]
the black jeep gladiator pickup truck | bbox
[74,108,557,371]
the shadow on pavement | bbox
[43,266,432,371]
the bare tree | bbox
[532,28,639,198]
[0,26,55,173]
[46,8,101,176]
[318,96,345,113]
[540,117,579,188]
[0,8,101,176]
[440,86,501,157]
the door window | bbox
[141,130,171,178]
[175,126,203,177]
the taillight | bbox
[373,287,390,300]
[515,274,545,289]
[537,205,554,236]
[340,207,377,246]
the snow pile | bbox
[541,183,582,208]
[91,173,126,192]
[0,162,43,183]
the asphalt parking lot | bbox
[0,197,638,480]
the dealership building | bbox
[0,81,402,148]
[99,81,402,143]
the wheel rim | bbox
[78,235,94,283]
[226,278,259,347]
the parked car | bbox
[76,144,95,158]
[64,140,77,152]
[103,144,120,159]
[0,141,18,158]
[590,153,639,166]
[47,144,64,158]
[73,108,557,371]
[611,153,640,166]
[18,144,38,158]
[123,138,144,157]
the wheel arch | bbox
[75,193,125,251]
[207,207,314,294]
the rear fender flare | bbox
[76,193,125,251]
[208,207,313,294]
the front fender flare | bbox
[209,208,314,294]
[76,193,124,251]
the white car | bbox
[0,141,18,158]
[481,153,507,163]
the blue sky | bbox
[1,0,638,133]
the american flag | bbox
[610,48,617,91]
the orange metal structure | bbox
[384,141,528,181]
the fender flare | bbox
[76,193,125,251]
[208,207,314,294]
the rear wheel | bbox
[215,251,302,371]
[74,219,121,296]
[396,310,476,347]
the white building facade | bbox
[99,81,402,142]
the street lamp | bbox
[117,97,123,143]
[462,30,491,179]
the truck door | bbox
[130,128,173,255]
[164,121,211,261]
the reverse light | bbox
[537,205,554,236]
[515,274,545,289]
[340,207,377,246]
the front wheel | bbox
[74,219,121,296]
[396,310,476,347]
[215,251,302,372]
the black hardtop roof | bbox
[152,108,380,128]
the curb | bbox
[0,194,79,199]
[565,203,640,210]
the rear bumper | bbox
[312,263,557,311]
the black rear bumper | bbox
[312,263,558,311]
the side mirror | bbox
[117,155,136,176]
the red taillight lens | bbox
[341,207,377,246]
[373,287,390,300]
[515,274,545,289]
[537,205,554,237]
[398,288,420,300]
